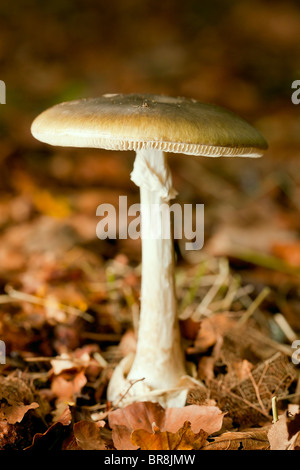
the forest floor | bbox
[0,0,300,450]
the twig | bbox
[239,287,271,324]
[1,286,94,322]
[257,362,270,389]
[247,367,267,414]
[211,379,271,420]
[191,258,229,320]
[276,392,300,401]
[114,377,146,408]
[246,329,293,357]
[273,313,298,343]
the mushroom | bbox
[31,93,267,407]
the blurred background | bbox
[0,0,299,356]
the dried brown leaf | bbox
[268,411,300,450]
[25,407,72,451]
[131,421,208,450]
[210,353,296,427]
[201,428,270,450]
[51,370,87,402]
[108,401,165,450]
[0,375,35,405]
[163,404,224,435]
[108,401,224,450]
[0,402,39,424]
[61,434,82,450]
[0,375,41,425]
[73,420,113,450]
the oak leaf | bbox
[131,421,208,450]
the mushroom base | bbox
[107,352,199,408]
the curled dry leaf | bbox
[0,375,35,405]
[25,406,72,451]
[131,420,208,450]
[0,402,39,425]
[0,375,40,424]
[108,401,224,450]
[0,374,45,449]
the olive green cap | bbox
[31,93,268,157]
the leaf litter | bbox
[0,1,300,450]
[0,246,299,449]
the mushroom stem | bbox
[127,148,187,390]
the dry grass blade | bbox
[1,286,94,322]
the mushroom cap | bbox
[31,93,267,157]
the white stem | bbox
[127,148,186,390]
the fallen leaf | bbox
[25,421,70,451]
[0,375,46,449]
[131,421,208,450]
[51,370,87,402]
[268,411,300,450]
[0,402,39,424]
[210,352,297,427]
[108,401,224,450]
[163,404,224,435]
[24,406,72,451]
[0,375,40,424]
[73,420,113,450]
[0,375,36,405]
[108,401,165,450]
[201,428,270,450]
[61,434,82,450]
[50,351,91,375]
